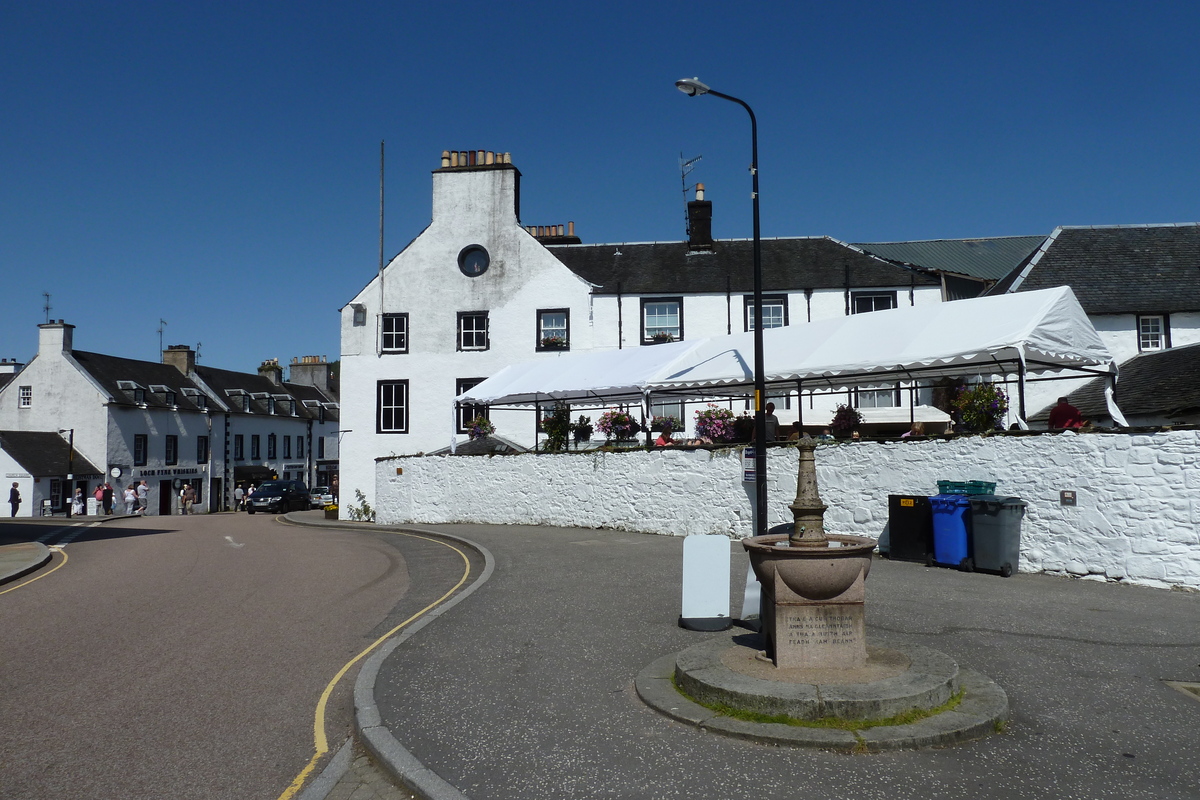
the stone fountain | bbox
[741,436,876,669]
[635,435,1009,751]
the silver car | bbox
[310,486,334,509]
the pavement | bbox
[6,515,1200,799]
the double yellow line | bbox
[277,529,473,800]
[0,546,68,596]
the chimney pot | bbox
[696,183,705,201]
[568,221,575,237]
[441,150,451,167]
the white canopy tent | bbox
[457,287,1127,427]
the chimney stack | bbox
[37,320,75,355]
[687,183,713,251]
[258,358,283,386]
[163,344,196,375]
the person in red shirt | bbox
[1047,397,1084,429]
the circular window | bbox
[458,245,490,277]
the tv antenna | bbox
[157,319,167,356]
[680,153,703,237]
[43,292,52,323]
[195,342,203,363]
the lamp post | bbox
[59,428,74,518]
[675,77,768,537]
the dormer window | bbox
[165,391,176,406]
[134,388,146,404]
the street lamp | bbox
[675,76,768,537]
[59,428,74,518]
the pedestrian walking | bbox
[234,484,244,511]
[123,485,137,515]
[8,482,20,517]
[102,483,114,516]
[137,480,149,515]
[181,483,195,515]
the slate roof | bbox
[0,430,103,476]
[70,351,210,412]
[1033,342,1200,422]
[0,373,13,392]
[992,224,1200,313]
[853,236,1047,281]
[195,365,331,420]
[547,237,939,295]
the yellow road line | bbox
[0,547,68,596]
[277,528,473,800]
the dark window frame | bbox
[196,435,208,464]
[377,379,410,434]
[850,291,898,314]
[456,378,489,434]
[743,294,789,331]
[382,312,409,354]
[640,297,684,345]
[536,308,571,351]
[234,434,244,461]
[165,435,178,466]
[267,433,277,460]
[251,435,261,460]
[282,435,291,459]
[457,311,490,351]
[134,434,148,466]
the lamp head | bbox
[675,77,710,96]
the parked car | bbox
[246,480,310,514]
[309,486,334,509]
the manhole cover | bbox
[1164,681,1200,703]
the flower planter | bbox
[324,507,338,520]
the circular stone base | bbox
[636,634,1009,752]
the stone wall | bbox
[374,430,1200,591]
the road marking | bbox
[277,527,473,800]
[0,547,68,596]
[224,536,245,548]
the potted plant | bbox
[650,414,683,433]
[830,404,864,439]
[541,403,571,451]
[953,382,1009,433]
[596,409,640,443]
[466,416,495,440]
[324,504,338,520]
[540,335,568,350]
[650,331,676,344]
[570,414,594,446]
[693,405,736,443]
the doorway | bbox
[159,480,174,516]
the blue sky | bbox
[3,1,1198,373]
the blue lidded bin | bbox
[930,494,973,570]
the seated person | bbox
[655,426,676,447]
[901,421,925,438]
[1047,397,1084,429]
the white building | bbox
[0,323,339,513]
[338,150,947,512]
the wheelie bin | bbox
[967,496,1027,577]
[930,494,973,570]
[886,495,934,564]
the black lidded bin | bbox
[967,495,1027,577]
[887,495,934,564]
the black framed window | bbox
[165,435,178,466]
[251,435,261,460]
[854,384,901,408]
[458,311,489,351]
[377,380,409,433]
[536,309,570,350]
[234,435,244,460]
[134,434,147,466]
[282,435,291,459]
[296,437,304,459]
[134,388,146,404]
[744,295,789,331]
[382,313,409,353]
[267,434,277,459]
[196,436,208,463]
[850,291,897,314]
[641,297,683,344]
[456,378,488,434]
[318,436,325,458]
[1137,314,1170,351]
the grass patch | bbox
[673,675,965,732]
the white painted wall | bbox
[374,430,1200,591]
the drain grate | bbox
[1164,681,1200,703]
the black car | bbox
[246,480,310,514]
